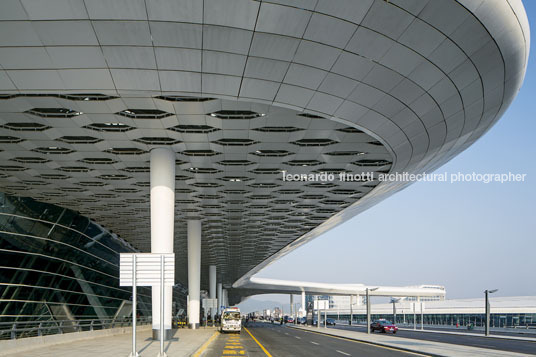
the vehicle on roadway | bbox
[220,307,242,333]
[312,318,336,326]
[370,319,398,333]
[284,316,294,323]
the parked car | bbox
[370,319,398,333]
[297,317,307,324]
[312,318,336,326]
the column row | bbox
[150,148,227,337]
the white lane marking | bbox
[284,332,289,335]
[295,336,301,339]
[310,341,319,345]
[336,350,351,356]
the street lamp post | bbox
[316,296,320,328]
[485,289,498,336]
[349,295,353,326]
[366,287,378,334]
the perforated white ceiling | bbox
[0,0,529,290]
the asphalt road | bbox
[329,324,536,355]
[202,322,418,356]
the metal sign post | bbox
[202,299,218,327]
[314,299,328,328]
[129,254,138,357]
[119,253,175,357]
[159,255,166,357]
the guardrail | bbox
[0,317,151,340]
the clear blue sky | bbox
[243,1,536,306]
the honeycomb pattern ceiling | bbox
[0,95,391,286]
[0,0,529,293]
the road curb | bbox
[397,327,536,342]
[191,330,219,357]
[337,324,536,342]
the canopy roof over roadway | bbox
[232,276,446,298]
[0,0,529,303]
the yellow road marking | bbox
[291,327,430,356]
[243,327,273,357]
[192,330,219,357]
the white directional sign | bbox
[119,253,175,286]
[411,302,425,313]
[202,298,218,310]
[314,300,329,310]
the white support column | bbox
[217,283,223,314]
[223,289,228,307]
[209,265,217,319]
[290,295,294,318]
[187,220,201,329]
[301,291,306,311]
[150,148,175,341]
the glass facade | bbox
[0,192,185,339]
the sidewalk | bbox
[395,323,536,336]
[338,322,536,342]
[1,327,217,357]
[396,326,536,342]
[289,325,529,357]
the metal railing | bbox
[0,317,151,340]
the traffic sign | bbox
[119,253,174,286]
[202,298,218,309]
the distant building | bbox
[273,307,282,319]
[326,296,536,328]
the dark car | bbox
[370,319,398,333]
[283,315,294,323]
[312,318,335,326]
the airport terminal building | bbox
[0,0,530,338]
[313,294,536,329]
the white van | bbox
[220,307,242,333]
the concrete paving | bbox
[290,325,531,357]
[2,327,217,357]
